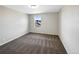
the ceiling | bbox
[4,5,63,14]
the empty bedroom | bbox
[0,5,79,54]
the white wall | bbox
[29,13,58,35]
[0,6,29,46]
[59,6,79,54]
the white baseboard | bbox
[0,32,29,46]
[58,34,68,54]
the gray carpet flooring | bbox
[0,33,67,54]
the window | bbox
[34,16,41,27]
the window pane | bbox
[34,16,41,20]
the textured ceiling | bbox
[4,5,63,14]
